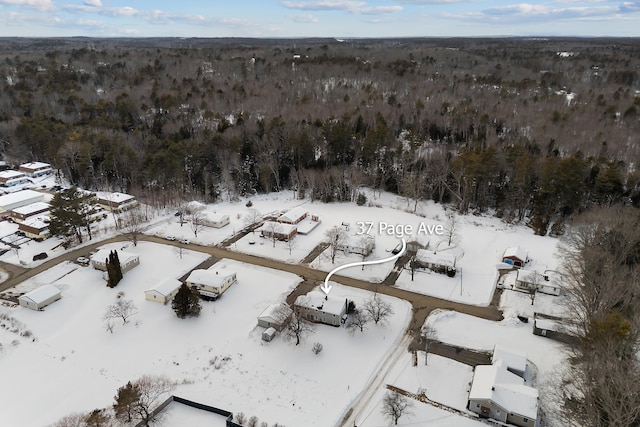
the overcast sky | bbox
[1,0,639,38]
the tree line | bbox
[0,37,639,235]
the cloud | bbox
[480,2,619,21]
[392,0,470,3]
[281,0,401,14]
[83,0,101,6]
[620,1,640,12]
[357,5,403,14]
[292,13,320,22]
[282,0,366,10]
[0,0,54,11]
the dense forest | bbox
[0,37,639,235]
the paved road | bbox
[0,233,503,427]
[0,233,503,332]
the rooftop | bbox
[296,290,347,317]
[278,206,308,223]
[19,162,51,170]
[20,284,60,304]
[0,190,44,207]
[147,278,183,297]
[186,269,235,287]
[415,249,456,267]
[11,201,50,215]
[503,246,528,262]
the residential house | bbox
[468,346,539,427]
[19,162,52,178]
[503,247,528,268]
[18,285,61,310]
[0,190,44,213]
[337,233,375,256]
[10,201,50,223]
[414,249,457,276]
[515,270,561,296]
[145,278,183,304]
[259,221,297,241]
[294,291,347,327]
[277,206,308,224]
[257,303,292,330]
[96,192,137,212]
[185,269,237,300]
[201,212,230,228]
[0,170,29,188]
[90,248,140,274]
[17,215,50,240]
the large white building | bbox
[18,285,61,311]
[468,346,539,427]
[0,190,44,213]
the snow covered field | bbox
[0,188,573,426]
[0,240,411,426]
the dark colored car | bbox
[32,252,48,261]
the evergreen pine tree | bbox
[171,284,202,318]
[106,250,123,288]
[113,381,140,423]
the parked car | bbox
[165,235,176,241]
[33,252,48,261]
[76,256,90,266]
[179,238,190,245]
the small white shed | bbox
[145,279,183,304]
[262,327,277,342]
[18,285,61,310]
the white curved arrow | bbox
[320,238,407,295]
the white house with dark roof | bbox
[145,278,183,304]
[18,285,61,310]
[468,346,538,427]
[294,290,347,327]
[185,269,237,299]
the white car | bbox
[165,235,176,241]
[179,238,190,245]
[76,256,90,266]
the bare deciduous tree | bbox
[123,207,145,247]
[190,206,205,238]
[442,210,460,247]
[243,208,262,232]
[104,298,138,325]
[557,206,640,427]
[347,309,369,333]
[282,307,315,346]
[325,225,346,264]
[129,375,175,426]
[381,391,413,425]
[363,294,394,325]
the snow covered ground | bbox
[0,188,573,426]
[0,240,411,426]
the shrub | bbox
[356,192,367,206]
[312,342,323,355]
